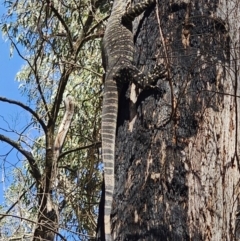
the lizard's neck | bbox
[110,0,129,15]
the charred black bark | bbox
[112,0,232,240]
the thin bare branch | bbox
[61,60,102,77]
[7,33,51,120]
[86,15,109,36]
[0,96,47,133]
[58,142,101,160]
[0,134,41,182]
[0,182,35,222]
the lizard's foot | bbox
[151,64,167,81]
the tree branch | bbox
[54,95,75,159]
[46,0,74,52]
[0,134,41,182]
[86,15,109,37]
[51,66,72,125]
[72,2,106,56]
[33,40,52,120]
[46,95,75,198]
[58,142,101,160]
[0,213,67,241]
[0,182,35,222]
[0,96,47,133]
[7,34,51,120]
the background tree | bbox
[110,0,240,240]
[0,0,110,240]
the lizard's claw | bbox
[152,64,167,80]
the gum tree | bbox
[0,0,109,240]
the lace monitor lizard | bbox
[101,0,164,240]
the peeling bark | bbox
[33,96,75,241]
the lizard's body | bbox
[101,1,159,240]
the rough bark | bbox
[112,0,240,240]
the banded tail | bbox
[101,78,118,241]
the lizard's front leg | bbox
[116,64,166,89]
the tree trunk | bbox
[33,134,58,241]
[112,0,240,240]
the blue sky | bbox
[0,40,24,100]
[0,34,26,204]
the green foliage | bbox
[0,0,111,239]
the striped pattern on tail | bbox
[102,78,118,241]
